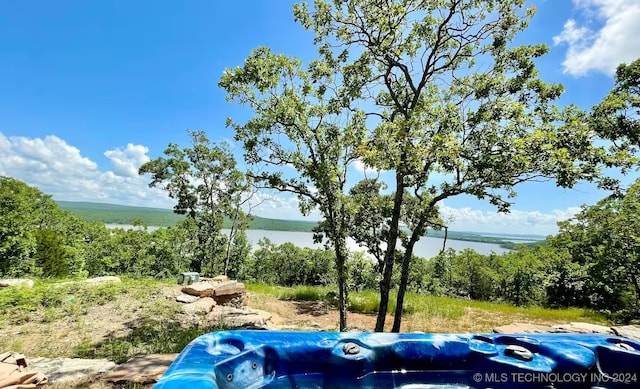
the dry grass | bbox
[0,279,182,359]
[48,375,151,389]
[0,279,610,388]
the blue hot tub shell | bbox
[154,331,640,388]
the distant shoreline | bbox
[63,201,544,248]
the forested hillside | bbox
[3,176,639,324]
[2,0,640,332]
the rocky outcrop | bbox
[612,325,640,341]
[181,280,247,307]
[492,322,558,334]
[181,297,216,314]
[0,278,34,288]
[105,354,178,385]
[28,357,116,384]
[552,322,615,335]
[494,322,640,342]
[175,293,199,304]
[181,281,216,297]
[175,276,266,328]
[212,275,228,282]
[207,306,272,329]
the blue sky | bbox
[1,0,639,235]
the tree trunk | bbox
[335,239,349,331]
[375,174,405,332]
[224,210,238,276]
[629,271,640,306]
[391,224,423,332]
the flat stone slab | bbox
[0,278,34,288]
[553,322,615,335]
[214,281,245,297]
[175,293,199,304]
[612,325,640,341]
[207,306,271,329]
[105,353,178,384]
[182,281,215,297]
[182,297,216,314]
[182,280,246,299]
[495,321,632,339]
[493,322,556,334]
[28,357,116,383]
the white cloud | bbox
[440,203,581,236]
[104,143,151,177]
[0,133,174,208]
[353,159,378,175]
[553,0,640,76]
[0,133,585,235]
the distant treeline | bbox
[57,201,318,232]
[57,201,541,247]
[3,178,639,323]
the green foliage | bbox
[245,239,336,286]
[0,177,53,275]
[0,177,95,277]
[588,58,640,190]
[139,130,252,276]
[35,229,69,278]
[0,279,139,326]
[247,283,604,324]
[551,178,640,318]
[347,252,378,292]
[420,245,588,309]
[222,0,631,332]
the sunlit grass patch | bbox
[245,283,607,331]
[246,284,333,301]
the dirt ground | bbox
[1,284,591,388]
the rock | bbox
[493,322,555,334]
[213,281,245,296]
[181,297,216,314]
[207,306,272,329]
[213,292,246,308]
[54,276,121,288]
[612,325,640,341]
[83,276,121,284]
[105,354,178,385]
[28,357,116,384]
[0,278,34,288]
[181,281,215,297]
[175,293,200,304]
[212,275,229,282]
[495,321,621,337]
[552,322,615,335]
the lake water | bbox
[106,224,510,258]
[239,229,510,259]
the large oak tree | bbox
[221,0,632,331]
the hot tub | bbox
[154,331,640,388]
